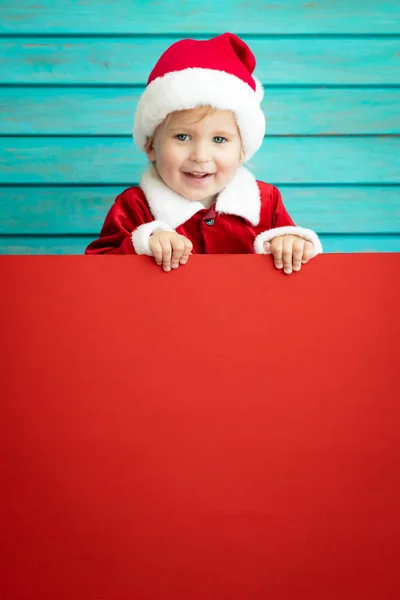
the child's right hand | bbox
[148,231,193,272]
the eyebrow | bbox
[168,127,239,137]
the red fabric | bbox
[85,181,295,255]
[1,254,399,599]
[148,33,257,91]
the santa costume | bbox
[85,33,323,257]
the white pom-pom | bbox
[253,76,264,103]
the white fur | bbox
[216,166,260,226]
[140,164,261,229]
[254,226,323,256]
[131,220,174,255]
[133,68,265,161]
[253,75,264,102]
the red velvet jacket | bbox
[85,165,322,256]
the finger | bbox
[180,239,193,264]
[160,240,173,272]
[301,241,314,263]
[150,239,163,266]
[282,238,294,274]
[170,239,186,269]
[272,238,283,269]
[263,241,271,254]
[292,240,304,271]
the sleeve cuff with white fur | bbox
[131,220,174,256]
[254,226,323,257]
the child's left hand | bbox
[263,235,314,275]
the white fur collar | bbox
[139,163,261,229]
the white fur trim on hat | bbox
[253,76,264,102]
[131,220,174,256]
[254,226,323,257]
[133,68,265,161]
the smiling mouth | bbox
[183,172,214,179]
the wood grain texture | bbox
[1,187,398,235]
[1,2,399,255]
[0,235,399,255]
[1,137,399,185]
[2,88,400,135]
[1,0,400,34]
[2,37,400,85]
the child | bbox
[85,33,323,275]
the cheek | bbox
[158,144,183,168]
[155,149,182,184]
[217,151,242,173]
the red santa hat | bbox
[133,33,265,161]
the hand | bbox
[149,231,193,272]
[263,235,314,275]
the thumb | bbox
[263,241,272,253]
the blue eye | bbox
[213,136,227,144]
[175,134,190,142]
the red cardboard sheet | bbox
[1,254,399,599]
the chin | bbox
[179,189,207,202]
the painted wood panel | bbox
[1,137,399,185]
[1,2,399,255]
[1,1,399,34]
[1,187,398,235]
[2,37,400,85]
[2,88,399,135]
[1,235,399,255]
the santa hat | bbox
[133,33,265,161]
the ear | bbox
[145,138,156,162]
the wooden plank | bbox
[2,37,400,85]
[0,187,398,235]
[2,88,399,136]
[1,137,399,184]
[0,236,92,255]
[1,0,399,34]
[0,235,399,255]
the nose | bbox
[189,141,211,163]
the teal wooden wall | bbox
[1,1,399,254]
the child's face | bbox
[146,109,243,204]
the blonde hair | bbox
[144,106,245,162]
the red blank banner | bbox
[0,254,399,599]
